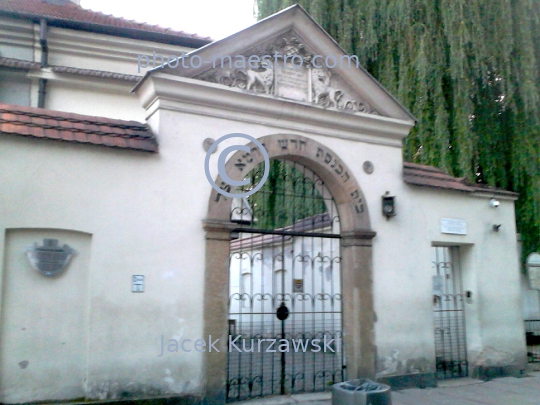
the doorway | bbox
[227,160,345,400]
[432,246,468,379]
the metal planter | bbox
[332,379,392,405]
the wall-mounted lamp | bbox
[382,191,396,220]
[490,198,500,208]
[493,224,502,232]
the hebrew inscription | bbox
[211,135,366,219]
[275,63,309,101]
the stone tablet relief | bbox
[275,62,309,102]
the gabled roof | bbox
[0,0,212,47]
[403,162,518,199]
[140,4,415,122]
[0,103,158,153]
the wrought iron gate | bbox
[432,246,468,379]
[227,160,345,401]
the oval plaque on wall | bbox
[26,239,76,277]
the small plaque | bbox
[363,161,374,174]
[527,253,540,290]
[26,238,76,277]
[275,62,309,102]
[440,218,467,235]
[203,138,215,153]
[293,279,304,293]
[132,275,145,292]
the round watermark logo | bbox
[204,133,270,198]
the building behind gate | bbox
[0,3,527,404]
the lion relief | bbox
[235,68,274,94]
[311,68,343,108]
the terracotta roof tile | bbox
[72,131,87,143]
[44,127,60,139]
[0,0,212,46]
[403,162,518,198]
[0,103,158,153]
[31,126,46,138]
[87,133,102,145]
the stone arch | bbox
[203,134,376,404]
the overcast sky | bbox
[80,0,258,40]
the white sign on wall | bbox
[440,218,467,235]
[132,275,145,292]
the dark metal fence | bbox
[226,160,345,402]
[525,320,540,363]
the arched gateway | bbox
[203,134,376,403]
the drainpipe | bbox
[38,18,48,108]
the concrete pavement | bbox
[235,372,540,405]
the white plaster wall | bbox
[0,16,197,122]
[0,70,32,106]
[0,17,34,60]
[0,17,195,75]
[0,130,207,401]
[372,184,524,374]
[151,103,524,371]
[0,229,91,403]
[46,27,195,76]
[43,79,145,122]
[150,105,524,376]
[0,84,526,402]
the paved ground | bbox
[235,372,540,405]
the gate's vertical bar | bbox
[453,246,468,377]
[281,317,286,395]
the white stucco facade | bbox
[0,4,528,404]
[0,15,198,121]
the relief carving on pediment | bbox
[194,32,380,116]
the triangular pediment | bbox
[153,5,415,122]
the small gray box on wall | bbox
[132,275,145,292]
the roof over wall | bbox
[403,162,518,199]
[0,102,516,196]
[0,103,158,152]
[0,0,212,47]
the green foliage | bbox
[255,0,540,262]
[244,160,328,230]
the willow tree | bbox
[256,0,540,262]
